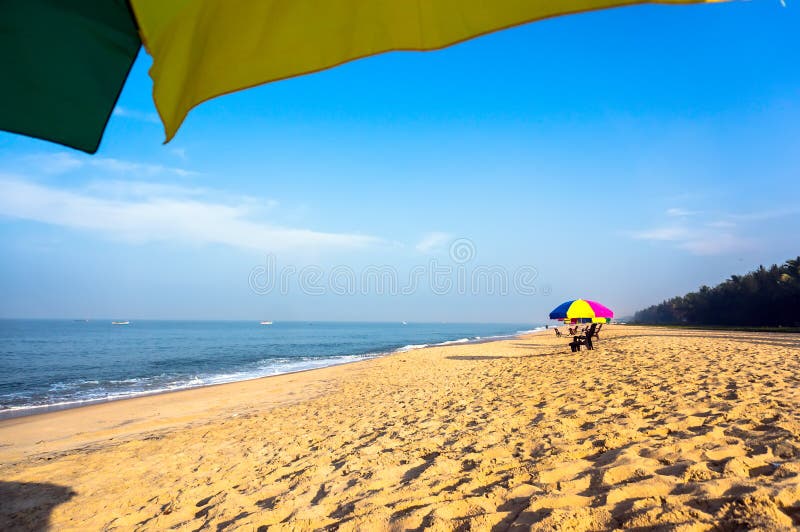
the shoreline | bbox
[0,326,544,422]
[0,353,380,422]
[0,328,547,464]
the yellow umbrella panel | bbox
[131,0,720,142]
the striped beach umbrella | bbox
[2,0,724,153]
[549,299,614,323]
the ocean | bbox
[0,320,541,417]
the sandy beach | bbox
[1,325,799,530]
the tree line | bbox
[633,256,800,327]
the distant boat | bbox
[111,321,130,325]
[260,321,273,325]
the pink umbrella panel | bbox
[548,299,614,324]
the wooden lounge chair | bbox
[592,323,603,339]
[554,328,563,337]
[569,323,597,352]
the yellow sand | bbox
[1,326,800,530]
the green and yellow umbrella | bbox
[1,0,723,153]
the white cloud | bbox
[0,176,379,252]
[678,233,753,256]
[83,180,211,199]
[706,220,736,229]
[26,152,197,178]
[630,226,690,241]
[727,207,800,222]
[631,224,753,256]
[630,205,800,256]
[97,157,197,177]
[28,152,84,174]
[666,208,698,217]
[415,232,452,254]
[112,106,160,124]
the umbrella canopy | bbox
[0,0,140,153]
[549,299,614,323]
[2,0,722,153]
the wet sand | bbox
[1,325,799,530]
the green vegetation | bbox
[633,256,800,327]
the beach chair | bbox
[569,323,597,352]
[554,328,563,337]
[592,323,603,339]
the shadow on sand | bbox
[0,481,76,531]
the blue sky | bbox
[1,1,798,322]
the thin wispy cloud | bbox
[631,226,692,242]
[27,152,84,174]
[415,232,452,254]
[629,224,753,256]
[112,106,160,124]
[726,207,800,222]
[26,152,197,178]
[0,176,379,252]
[84,180,278,214]
[83,180,212,200]
[91,157,197,177]
[706,220,736,229]
[630,205,799,256]
[679,233,753,256]
[666,208,699,217]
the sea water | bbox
[0,320,542,417]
